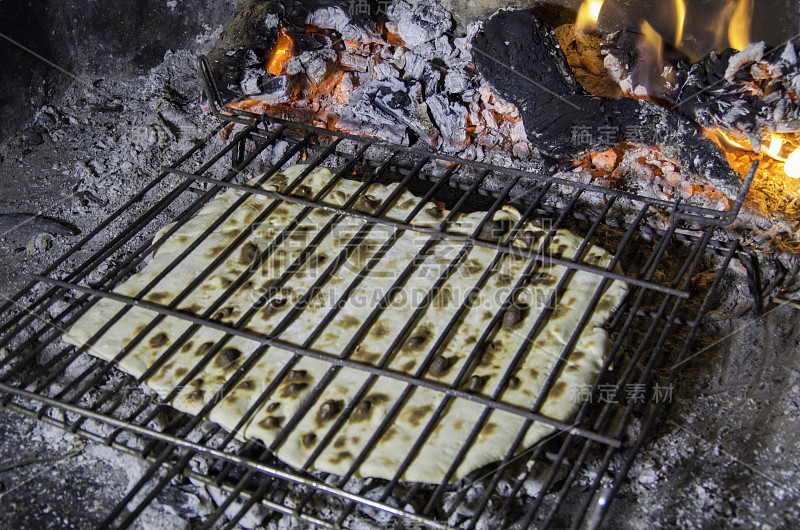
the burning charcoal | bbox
[337,78,417,144]
[339,51,369,72]
[306,6,379,44]
[512,143,531,158]
[472,10,743,200]
[373,60,399,81]
[249,75,292,105]
[426,94,468,150]
[285,49,336,86]
[263,13,280,30]
[390,47,406,70]
[306,6,349,32]
[445,71,469,94]
[402,51,427,82]
[239,67,267,95]
[434,35,455,60]
[671,41,800,145]
[724,42,767,81]
[423,67,441,98]
[386,0,452,47]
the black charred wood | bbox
[471,9,742,200]
[673,42,800,144]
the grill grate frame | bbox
[0,58,762,529]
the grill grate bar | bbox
[0,100,758,530]
[1,127,298,420]
[159,165,690,298]
[551,225,718,529]
[291,166,501,517]
[0,382,444,528]
[464,195,621,528]
[0,122,253,351]
[583,239,741,529]
[0,122,278,383]
[492,197,656,522]
[98,140,389,525]
[31,275,623,448]
[327,174,525,526]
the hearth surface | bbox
[1,3,800,530]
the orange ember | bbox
[267,29,293,76]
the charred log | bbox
[471,9,742,200]
[672,42,800,149]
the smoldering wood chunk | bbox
[471,9,742,200]
[386,0,452,47]
[305,5,380,44]
[426,93,468,150]
[285,49,336,86]
[673,41,800,146]
[248,75,293,105]
[206,0,286,100]
[337,78,418,144]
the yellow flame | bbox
[267,29,293,76]
[674,0,686,47]
[640,20,663,69]
[784,148,800,179]
[768,135,784,158]
[575,0,604,34]
[728,0,753,51]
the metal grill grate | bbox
[0,58,763,529]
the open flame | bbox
[266,29,293,76]
[575,0,604,34]
[763,134,800,179]
[673,0,686,47]
[784,149,800,179]
[728,0,753,51]
[639,20,663,72]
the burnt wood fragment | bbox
[673,42,800,146]
[471,9,742,200]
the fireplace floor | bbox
[1,22,799,530]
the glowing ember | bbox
[673,0,686,47]
[785,149,800,179]
[267,29,293,76]
[728,0,753,51]
[767,135,784,158]
[575,0,604,34]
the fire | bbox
[673,0,686,47]
[728,0,753,51]
[575,0,604,34]
[767,135,783,158]
[784,149,800,179]
[639,20,663,70]
[267,29,293,76]
[759,134,800,178]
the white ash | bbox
[337,78,421,144]
[240,67,268,95]
[725,42,767,81]
[305,6,380,44]
[206,484,270,529]
[248,75,293,105]
[386,0,452,48]
[426,93,468,151]
[285,49,337,86]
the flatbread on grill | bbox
[63,165,628,483]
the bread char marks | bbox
[62,165,628,484]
